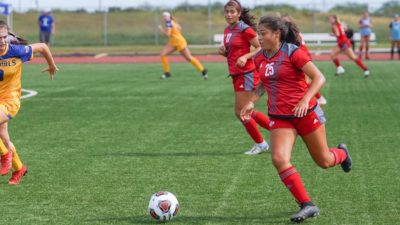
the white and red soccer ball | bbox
[148,191,179,222]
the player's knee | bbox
[271,155,290,170]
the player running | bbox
[0,21,57,185]
[240,16,352,223]
[328,15,370,77]
[281,15,327,106]
[389,14,400,60]
[219,0,270,155]
[159,12,208,80]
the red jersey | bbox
[333,22,349,44]
[254,42,317,118]
[224,21,257,75]
[298,33,312,58]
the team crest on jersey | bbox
[225,33,232,43]
[261,62,275,77]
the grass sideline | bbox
[0,61,398,224]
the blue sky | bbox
[3,0,389,12]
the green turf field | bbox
[0,61,399,225]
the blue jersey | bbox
[39,14,54,33]
[390,21,400,41]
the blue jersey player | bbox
[38,9,55,46]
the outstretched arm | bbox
[30,43,58,80]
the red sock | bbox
[333,58,340,67]
[355,58,368,71]
[359,45,363,53]
[279,166,311,204]
[329,148,347,165]
[242,118,264,144]
[315,92,321,99]
[365,46,369,53]
[251,111,270,130]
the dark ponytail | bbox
[239,7,257,31]
[224,0,257,31]
[258,16,300,46]
[0,20,28,45]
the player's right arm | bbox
[30,43,58,80]
[218,45,227,57]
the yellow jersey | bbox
[0,44,33,117]
[165,20,187,50]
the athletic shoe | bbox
[202,68,208,80]
[8,165,27,185]
[335,66,345,76]
[0,151,13,176]
[317,96,327,106]
[244,143,269,155]
[364,70,370,78]
[160,73,171,80]
[338,143,352,173]
[290,202,320,223]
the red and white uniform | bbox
[254,42,324,136]
[224,21,259,92]
[333,22,351,49]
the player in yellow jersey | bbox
[0,21,58,185]
[159,11,208,80]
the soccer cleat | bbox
[244,143,269,155]
[290,203,320,223]
[335,66,345,76]
[8,165,27,185]
[364,70,370,78]
[160,73,171,80]
[338,143,352,173]
[202,68,208,80]
[0,151,13,176]
[316,96,327,106]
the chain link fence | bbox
[1,1,397,46]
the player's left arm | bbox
[293,62,326,117]
[30,43,58,80]
[236,37,261,67]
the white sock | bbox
[256,140,268,149]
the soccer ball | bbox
[148,191,179,222]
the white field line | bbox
[21,89,38,99]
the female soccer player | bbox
[240,16,352,222]
[0,21,57,185]
[219,0,270,155]
[329,15,370,77]
[159,12,208,80]
[389,14,400,60]
[358,11,373,59]
[281,15,327,106]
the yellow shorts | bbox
[169,39,187,52]
[0,100,21,119]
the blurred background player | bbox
[389,14,400,60]
[344,24,355,51]
[0,21,58,185]
[358,11,373,59]
[241,16,352,223]
[328,15,370,77]
[219,0,270,155]
[159,11,208,80]
[281,15,327,106]
[38,8,55,46]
